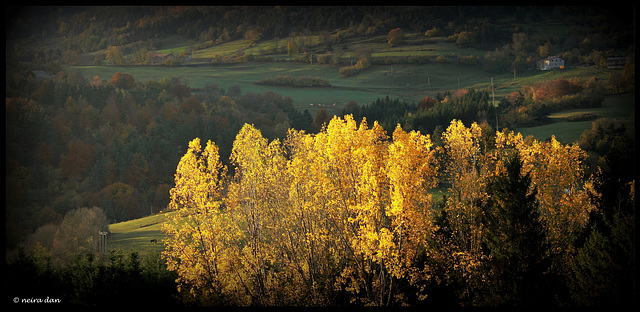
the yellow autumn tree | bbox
[162,138,229,305]
[336,117,393,306]
[439,120,490,305]
[162,116,603,307]
[525,137,595,257]
[223,123,292,305]
[225,125,314,306]
[291,116,440,306]
[281,127,345,305]
[160,113,601,307]
[309,115,388,305]
[384,124,440,303]
[495,130,596,280]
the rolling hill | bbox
[107,211,175,255]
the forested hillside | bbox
[5,6,635,307]
[7,6,634,68]
[6,72,303,246]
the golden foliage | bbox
[494,130,596,277]
[163,116,596,306]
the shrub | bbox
[316,54,333,64]
[339,58,371,78]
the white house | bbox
[537,56,564,70]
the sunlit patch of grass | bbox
[108,211,176,255]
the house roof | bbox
[540,56,563,61]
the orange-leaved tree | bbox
[388,28,404,47]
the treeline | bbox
[7,206,179,306]
[345,89,496,138]
[161,115,634,307]
[346,75,613,140]
[7,247,179,306]
[7,6,518,59]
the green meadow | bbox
[515,93,635,143]
[72,27,613,111]
[107,211,175,255]
[69,30,630,146]
[70,34,505,111]
[70,61,609,107]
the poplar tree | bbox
[162,138,229,305]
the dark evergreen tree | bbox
[570,120,635,307]
[480,152,553,306]
[288,108,314,133]
[570,211,635,307]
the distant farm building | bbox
[537,56,565,70]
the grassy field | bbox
[69,59,613,118]
[68,33,630,142]
[108,211,176,255]
[69,31,615,112]
[515,93,635,143]
[68,34,507,112]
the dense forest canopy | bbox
[5,5,635,307]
